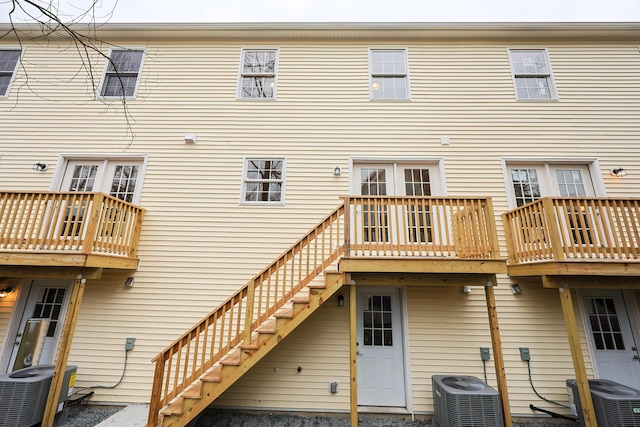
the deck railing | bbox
[148,196,502,425]
[0,191,145,259]
[502,197,640,264]
[344,196,501,259]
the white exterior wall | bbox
[0,27,638,415]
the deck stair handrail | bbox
[148,204,345,425]
[0,191,145,258]
[502,197,640,264]
[148,196,501,426]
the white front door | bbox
[8,280,72,372]
[581,290,640,389]
[356,288,406,407]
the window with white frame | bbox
[506,162,595,208]
[508,49,557,100]
[238,49,278,99]
[100,49,145,98]
[0,49,21,97]
[59,157,145,204]
[369,49,410,100]
[242,158,285,203]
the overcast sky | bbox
[1,0,639,23]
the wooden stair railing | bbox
[147,204,345,427]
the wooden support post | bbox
[485,279,512,427]
[349,282,358,427]
[559,286,597,427]
[243,279,256,346]
[41,276,86,427]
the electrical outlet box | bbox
[125,337,136,351]
[519,347,530,361]
[480,347,491,361]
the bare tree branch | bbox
[2,0,137,147]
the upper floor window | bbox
[241,158,285,204]
[99,49,145,98]
[369,49,410,100]
[238,49,278,99]
[0,49,21,97]
[508,49,557,100]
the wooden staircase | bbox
[157,272,345,427]
[147,205,346,427]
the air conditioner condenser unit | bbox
[432,375,504,427]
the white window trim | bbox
[507,48,558,101]
[240,157,286,205]
[236,48,279,101]
[0,47,23,99]
[52,153,149,204]
[368,48,411,101]
[97,47,146,100]
[501,157,605,209]
[349,156,446,195]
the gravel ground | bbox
[62,405,122,427]
[59,406,578,427]
[192,410,578,427]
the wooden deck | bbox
[0,191,145,270]
[502,197,640,277]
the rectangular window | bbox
[369,49,409,100]
[242,158,285,204]
[508,49,557,100]
[238,49,278,99]
[100,49,145,98]
[0,49,21,97]
[510,168,542,207]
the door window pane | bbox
[68,165,98,191]
[588,297,625,351]
[363,295,393,347]
[510,168,541,207]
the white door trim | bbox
[0,280,29,373]
[578,289,640,386]
[356,286,408,409]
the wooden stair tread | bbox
[161,398,184,416]
[182,380,203,399]
[220,348,241,366]
[201,365,222,382]
[255,318,276,333]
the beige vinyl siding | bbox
[0,31,637,413]
[213,292,350,410]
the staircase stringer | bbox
[160,271,346,427]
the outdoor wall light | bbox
[510,284,522,295]
[0,287,13,298]
[337,294,345,307]
[460,285,472,294]
[184,134,197,144]
[611,167,627,177]
[333,166,342,176]
[124,277,135,287]
[32,162,48,172]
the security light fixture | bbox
[333,166,342,176]
[184,134,197,144]
[124,277,135,287]
[0,287,13,298]
[510,284,522,295]
[460,285,472,294]
[611,167,627,177]
[32,162,48,172]
[337,294,344,307]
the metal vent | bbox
[0,365,76,427]
[567,378,640,427]
[432,375,504,427]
